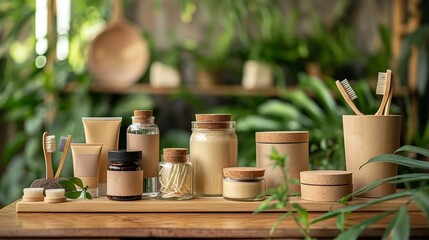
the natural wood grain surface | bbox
[16,196,420,213]
[2,201,429,239]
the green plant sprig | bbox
[59,177,92,200]
[255,147,313,239]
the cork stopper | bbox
[223,167,265,179]
[133,110,153,118]
[193,114,234,129]
[300,170,352,186]
[195,114,231,122]
[256,131,309,143]
[162,148,188,163]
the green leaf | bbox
[382,205,410,240]
[68,177,84,189]
[292,203,309,226]
[59,180,77,191]
[255,195,277,213]
[394,145,429,158]
[361,154,429,170]
[335,210,396,240]
[84,191,92,200]
[312,190,416,225]
[65,191,82,199]
[412,191,429,225]
[338,173,429,203]
[336,212,345,232]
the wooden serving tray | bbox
[16,197,418,213]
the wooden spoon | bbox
[88,0,149,87]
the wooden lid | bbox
[300,170,352,186]
[255,131,309,143]
[133,110,153,117]
[163,148,188,156]
[223,167,265,179]
[195,114,231,122]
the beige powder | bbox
[107,170,143,196]
[223,179,266,200]
[127,133,159,178]
[190,131,237,196]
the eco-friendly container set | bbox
[21,69,402,206]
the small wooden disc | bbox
[44,197,67,203]
[22,196,44,202]
[255,131,309,143]
[223,167,265,179]
[300,170,352,186]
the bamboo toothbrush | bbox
[54,135,72,179]
[384,72,393,115]
[42,132,55,180]
[335,79,364,115]
[374,69,392,115]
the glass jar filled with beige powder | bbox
[190,114,238,196]
[223,167,266,201]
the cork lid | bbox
[133,110,153,117]
[300,170,352,186]
[163,148,188,156]
[195,114,231,122]
[162,148,188,163]
[193,114,234,129]
[256,131,309,143]
[223,167,265,179]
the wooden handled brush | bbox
[42,132,55,180]
[54,135,72,179]
[335,79,364,115]
[384,72,393,115]
[374,69,392,115]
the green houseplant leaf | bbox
[381,205,410,240]
[394,145,429,158]
[412,191,429,224]
[361,154,429,170]
[68,177,84,189]
[65,191,82,199]
[59,180,77,191]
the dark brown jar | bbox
[107,150,143,201]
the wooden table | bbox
[1,200,429,239]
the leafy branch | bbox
[59,177,92,200]
[255,147,313,239]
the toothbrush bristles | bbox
[340,79,357,100]
[58,136,67,152]
[46,135,56,153]
[376,72,387,95]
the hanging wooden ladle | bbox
[88,0,149,87]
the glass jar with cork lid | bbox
[190,114,238,196]
[223,167,266,201]
[158,148,193,200]
[127,110,159,197]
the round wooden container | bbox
[300,170,352,202]
[256,131,309,194]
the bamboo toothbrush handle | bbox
[375,69,392,115]
[384,82,393,115]
[54,135,72,179]
[335,80,364,115]
[42,132,54,180]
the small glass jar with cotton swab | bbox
[158,148,193,200]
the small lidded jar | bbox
[107,150,143,201]
[222,167,266,201]
[158,148,193,200]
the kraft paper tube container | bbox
[343,115,401,198]
[256,131,309,194]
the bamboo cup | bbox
[343,115,401,197]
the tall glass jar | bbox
[126,110,159,197]
[158,148,193,200]
[190,114,238,196]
